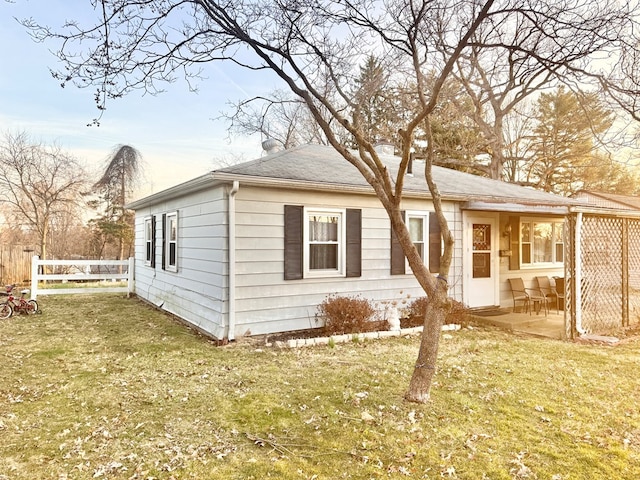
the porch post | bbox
[622,218,629,327]
[31,255,39,300]
[574,212,584,335]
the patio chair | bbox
[535,276,559,314]
[508,278,549,316]
[508,278,531,314]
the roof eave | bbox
[464,200,572,215]
[570,205,640,218]
[125,172,218,210]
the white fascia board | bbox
[463,201,571,215]
[125,172,218,210]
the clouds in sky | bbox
[0,0,272,197]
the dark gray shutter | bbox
[151,215,157,268]
[345,209,362,278]
[284,205,303,280]
[161,213,166,270]
[390,211,406,275]
[429,212,441,273]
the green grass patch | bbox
[1,294,640,479]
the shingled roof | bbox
[216,144,578,207]
[128,144,582,211]
[573,190,640,211]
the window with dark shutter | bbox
[284,205,303,280]
[144,217,153,265]
[346,208,362,278]
[284,205,361,280]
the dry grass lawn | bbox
[1,294,640,479]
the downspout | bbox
[228,180,240,341]
[574,212,586,335]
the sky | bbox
[0,0,274,198]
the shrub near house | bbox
[317,294,387,335]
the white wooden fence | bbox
[30,256,134,299]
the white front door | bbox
[464,214,499,308]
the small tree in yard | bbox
[22,0,640,402]
[0,131,87,262]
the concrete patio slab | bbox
[469,308,565,340]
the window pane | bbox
[522,244,531,264]
[310,244,337,269]
[553,223,564,243]
[521,223,530,243]
[533,222,552,262]
[473,224,491,250]
[169,217,177,241]
[146,243,152,261]
[409,217,424,242]
[309,215,338,242]
[473,252,491,278]
[556,244,564,263]
[169,243,176,266]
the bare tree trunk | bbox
[404,116,454,402]
[405,280,450,402]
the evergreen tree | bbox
[527,87,613,195]
[351,56,398,147]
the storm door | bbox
[465,215,499,308]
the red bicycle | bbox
[0,284,39,319]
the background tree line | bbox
[230,59,640,197]
[0,131,142,262]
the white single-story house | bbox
[126,144,580,340]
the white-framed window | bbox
[391,210,441,275]
[407,212,427,262]
[144,217,153,265]
[303,208,345,277]
[520,218,564,267]
[165,211,178,272]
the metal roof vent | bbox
[262,138,281,154]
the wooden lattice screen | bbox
[628,220,640,323]
[566,214,640,337]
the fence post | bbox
[31,255,39,300]
[127,257,135,297]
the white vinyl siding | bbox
[132,184,463,339]
[231,187,462,336]
[132,188,227,339]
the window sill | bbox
[520,263,563,270]
[304,270,345,279]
